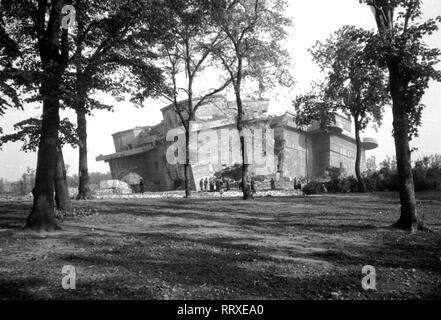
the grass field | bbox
[0,192,440,299]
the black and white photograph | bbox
[0,0,441,308]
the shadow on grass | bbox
[51,226,441,299]
[1,197,441,299]
[53,233,367,299]
[0,277,46,299]
[0,202,30,230]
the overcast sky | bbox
[1,0,440,181]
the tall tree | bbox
[360,0,441,232]
[157,0,232,198]
[65,0,167,200]
[213,0,293,200]
[2,9,75,207]
[0,5,35,143]
[294,26,389,192]
[1,0,74,231]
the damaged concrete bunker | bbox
[96,96,378,191]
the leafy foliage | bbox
[213,0,293,97]
[309,155,441,193]
[324,167,361,193]
[0,0,169,140]
[373,154,441,192]
[1,117,78,152]
[293,89,338,130]
[62,0,169,112]
[294,26,389,132]
[156,0,233,128]
[0,1,40,136]
[360,0,441,138]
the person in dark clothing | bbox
[251,178,256,194]
[210,179,214,192]
[219,179,224,197]
[139,180,144,193]
[294,177,302,190]
[270,178,275,190]
[199,178,204,192]
[226,179,230,191]
[204,178,208,191]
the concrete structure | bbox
[96,96,378,191]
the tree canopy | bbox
[0,117,78,152]
[293,25,390,192]
[294,26,389,132]
[360,0,441,138]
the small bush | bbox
[364,155,440,192]
[321,167,359,193]
[303,182,328,195]
[304,155,440,194]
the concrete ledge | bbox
[327,123,344,134]
[362,137,379,150]
[96,145,155,162]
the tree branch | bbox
[193,78,232,113]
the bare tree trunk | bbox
[235,90,252,200]
[54,146,71,212]
[354,125,367,193]
[370,4,420,233]
[240,136,252,200]
[74,6,91,201]
[388,62,419,233]
[26,76,61,231]
[26,0,68,231]
[76,107,91,200]
[184,127,191,198]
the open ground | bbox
[0,192,440,300]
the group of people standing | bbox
[199,177,230,193]
[270,177,303,191]
[198,175,303,195]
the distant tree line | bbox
[0,169,112,195]
[366,155,441,193]
[303,154,441,195]
[0,168,36,195]
[66,171,112,189]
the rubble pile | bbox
[95,189,303,200]
[95,180,133,196]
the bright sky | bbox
[1,0,440,181]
